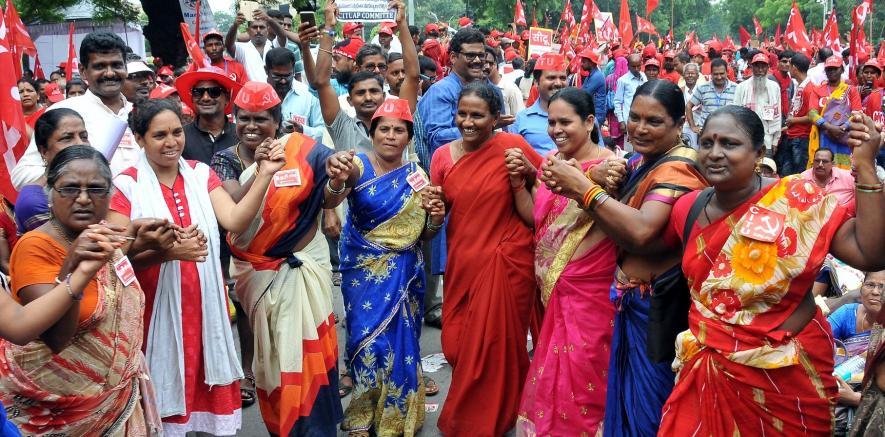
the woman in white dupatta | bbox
[107,98,286,436]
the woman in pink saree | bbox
[509,88,618,436]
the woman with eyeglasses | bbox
[0,146,164,435]
[852,271,885,435]
[107,98,285,436]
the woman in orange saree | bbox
[429,82,542,436]
[660,106,885,436]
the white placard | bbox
[179,0,218,36]
[337,0,395,22]
[89,115,128,161]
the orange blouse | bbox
[10,231,98,323]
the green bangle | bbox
[856,187,883,193]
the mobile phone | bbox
[299,11,316,28]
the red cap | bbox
[504,48,518,62]
[372,98,413,123]
[663,50,676,59]
[863,59,882,73]
[425,23,439,33]
[44,82,64,103]
[707,39,723,53]
[150,83,179,99]
[612,48,627,58]
[490,30,501,38]
[578,47,601,64]
[487,39,500,48]
[334,37,364,60]
[530,53,541,60]
[343,22,363,35]
[723,39,736,52]
[521,30,530,40]
[202,30,224,42]
[688,44,705,57]
[378,23,395,36]
[642,43,656,57]
[751,53,770,65]
[643,58,661,69]
[158,66,174,77]
[459,16,472,27]
[233,81,281,113]
[57,61,66,69]
[174,66,242,113]
[824,55,843,68]
[535,53,566,71]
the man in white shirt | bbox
[612,54,647,151]
[12,31,139,188]
[225,8,287,82]
[484,47,524,116]
[733,53,782,152]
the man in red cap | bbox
[372,22,401,57]
[175,66,242,164]
[193,30,248,85]
[859,59,883,127]
[579,47,608,123]
[513,52,568,154]
[734,52,783,151]
[424,22,440,39]
[484,46,524,117]
[225,7,287,82]
[157,65,175,85]
[658,51,682,84]
[343,22,364,42]
[42,82,65,105]
[782,52,814,175]
[458,16,472,28]
[325,37,364,96]
[805,55,862,169]
[643,58,661,81]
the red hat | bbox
[642,43,657,58]
[863,59,882,73]
[158,66,174,77]
[504,48,518,62]
[425,23,440,33]
[722,39,736,52]
[612,48,627,59]
[688,44,705,57]
[202,30,224,42]
[372,98,413,123]
[707,39,723,53]
[458,16,472,27]
[578,47,601,64]
[150,83,179,99]
[57,61,66,69]
[520,30,530,41]
[487,39,500,48]
[343,22,363,35]
[663,50,676,59]
[44,82,64,103]
[174,66,242,113]
[824,55,843,68]
[490,30,502,38]
[751,53,770,65]
[643,58,661,69]
[535,53,566,71]
[378,23,395,36]
[530,53,541,60]
[334,37,364,60]
[233,81,281,113]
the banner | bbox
[337,0,395,22]
[528,27,554,57]
[178,0,217,36]
[594,12,617,42]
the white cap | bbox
[126,61,154,75]
[760,157,777,172]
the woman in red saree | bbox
[428,82,542,436]
[661,106,885,436]
[507,88,617,436]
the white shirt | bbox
[12,90,138,189]
[733,77,783,150]
[233,40,273,82]
[500,69,524,85]
[496,79,525,116]
[370,34,402,55]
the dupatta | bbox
[808,82,853,170]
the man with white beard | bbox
[733,53,782,153]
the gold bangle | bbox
[318,47,334,55]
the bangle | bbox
[327,179,346,195]
[855,182,884,190]
[426,218,443,232]
[511,179,526,192]
[856,187,883,193]
[318,47,334,55]
[63,273,82,301]
[591,192,611,210]
[581,185,604,210]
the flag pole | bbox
[670,0,674,34]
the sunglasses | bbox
[419,73,436,82]
[191,86,225,98]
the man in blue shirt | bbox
[579,47,607,124]
[417,27,510,155]
[264,47,325,143]
[513,53,568,155]
[612,54,647,150]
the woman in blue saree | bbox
[325,98,445,437]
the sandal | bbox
[241,371,256,407]
[424,375,440,396]
[339,372,354,398]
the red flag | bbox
[785,1,811,54]
[849,0,873,83]
[65,22,79,81]
[181,22,210,69]
[822,8,841,51]
[597,15,618,42]
[561,0,576,27]
[0,11,28,201]
[514,0,526,26]
[532,9,538,27]
[618,0,633,45]
[775,23,781,44]
[635,14,657,35]
[4,0,36,80]
[194,0,202,42]
[738,25,751,47]
[753,16,763,38]
[878,40,885,64]
[576,0,594,45]
[33,53,45,80]
[646,0,658,17]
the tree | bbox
[11,0,139,24]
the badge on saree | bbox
[738,205,786,243]
[273,169,302,187]
[761,105,776,120]
[406,171,429,191]
[113,256,138,287]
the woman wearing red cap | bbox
[427,82,543,436]
[107,96,286,436]
[323,98,444,437]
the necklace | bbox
[370,153,399,176]
[50,219,74,244]
[233,143,252,172]
[702,174,762,226]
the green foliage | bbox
[10,0,140,24]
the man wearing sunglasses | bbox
[175,67,243,164]
[265,47,324,143]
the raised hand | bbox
[297,21,320,46]
[234,12,246,28]
[388,0,406,25]
[257,139,287,175]
[326,150,356,184]
[846,112,883,163]
[323,0,338,28]
[540,155,594,202]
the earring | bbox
[754,160,762,175]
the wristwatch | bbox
[324,27,336,37]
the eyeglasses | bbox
[419,73,436,83]
[459,51,486,61]
[191,86,225,98]
[813,159,832,165]
[863,282,885,291]
[363,63,388,72]
[53,186,111,199]
[269,71,294,82]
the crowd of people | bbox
[4,0,885,436]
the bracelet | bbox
[814,117,826,127]
[426,218,443,232]
[591,192,611,210]
[581,185,605,210]
[327,179,346,195]
[856,187,884,193]
[855,182,884,190]
[318,47,334,55]
[324,28,337,37]
[63,273,82,301]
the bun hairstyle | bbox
[458,81,502,117]
[549,87,600,144]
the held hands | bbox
[540,155,594,202]
[129,218,176,253]
[166,224,208,263]
[846,112,883,163]
[256,138,287,176]
[70,223,129,276]
[504,148,535,187]
[326,150,356,186]
[420,186,446,225]
[589,158,627,192]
